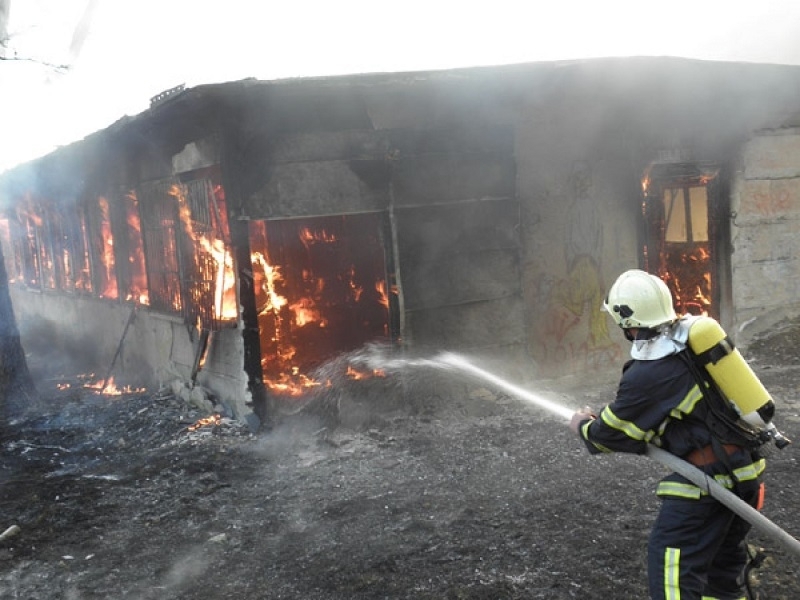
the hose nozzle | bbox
[773,430,792,450]
[763,422,792,449]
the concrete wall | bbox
[515,104,638,377]
[731,128,800,345]
[10,289,252,419]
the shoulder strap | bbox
[676,349,763,452]
[692,334,736,367]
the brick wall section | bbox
[732,129,800,345]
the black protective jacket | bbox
[577,354,765,499]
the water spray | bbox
[418,351,800,559]
[435,352,574,420]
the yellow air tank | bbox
[687,316,789,447]
[687,316,771,417]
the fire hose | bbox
[432,352,800,560]
[646,445,800,558]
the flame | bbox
[641,173,651,196]
[123,190,150,306]
[75,215,93,292]
[299,227,337,248]
[198,235,237,320]
[376,280,390,309]
[346,365,386,380]
[97,197,119,300]
[658,247,713,317]
[289,297,326,327]
[187,413,221,431]
[263,370,324,397]
[83,376,146,396]
[253,252,288,316]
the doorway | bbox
[642,162,725,319]
[248,212,399,395]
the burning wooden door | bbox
[248,213,396,395]
[642,163,722,318]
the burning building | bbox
[2,57,800,426]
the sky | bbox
[2,0,800,174]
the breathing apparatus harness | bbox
[677,346,764,468]
[632,317,787,479]
[683,320,790,449]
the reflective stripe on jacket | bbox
[578,354,764,498]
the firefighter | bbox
[569,269,766,600]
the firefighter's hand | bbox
[569,407,596,434]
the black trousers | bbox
[647,482,761,600]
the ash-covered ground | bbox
[1,331,799,599]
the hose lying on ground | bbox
[647,445,800,558]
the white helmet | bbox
[603,269,677,329]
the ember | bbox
[187,413,222,431]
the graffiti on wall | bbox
[538,162,621,371]
[744,187,792,218]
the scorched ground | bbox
[1,327,799,599]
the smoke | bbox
[153,549,211,596]
[68,0,100,62]
[0,0,9,58]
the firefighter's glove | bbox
[569,407,596,435]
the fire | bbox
[248,215,394,397]
[164,181,237,323]
[661,258,713,317]
[641,173,651,196]
[642,163,717,318]
[263,369,324,397]
[187,413,222,431]
[376,280,390,309]
[252,251,388,394]
[198,235,237,320]
[252,252,288,316]
[346,365,386,380]
[83,376,146,396]
[97,197,119,300]
[123,191,150,306]
[289,298,326,327]
[299,227,337,247]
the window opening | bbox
[74,204,94,293]
[35,202,57,291]
[17,197,43,288]
[90,196,119,300]
[137,174,233,328]
[643,163,718,317]
[121,190,149,305]
[138,179,183,315]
